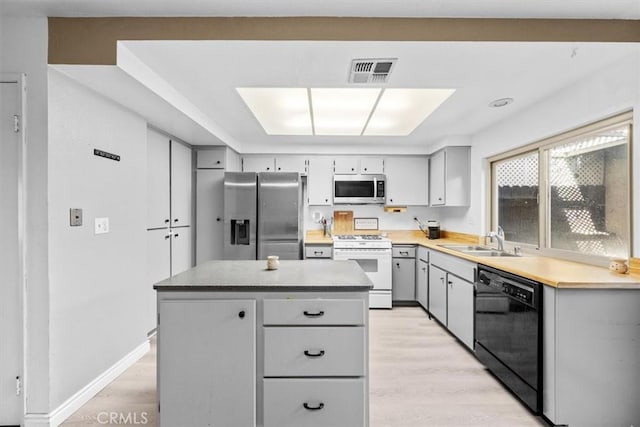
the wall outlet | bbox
[94,217,109,234]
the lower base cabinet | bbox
[446,275,474,349]
[416,259,428,309]
[158,299,256,427]
[264,378,365,427]
[428,265,447,324]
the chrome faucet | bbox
[487,226,505,251]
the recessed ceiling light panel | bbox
[364,88,455,136]
[311,88,380,135]
[236,87,312,135]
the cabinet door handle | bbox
[304,350,325,357]
[278,167,281,171]
[400,251,409,256]
[216,218,221,222]
[216,160,221,164]
[396,263,400,268]
[422,267,426,272]
[303,402,324,411]
[364,167,368,171]
[174,233,179,238]
[314,251,323,256]
[174,218,179,222]
[266,167,271,171]
[390,198,393,202]
[238,310,245,319]
[164,234,171,240]
[164,219,170,223]
[440,277,445,282]
[303,310,325,317]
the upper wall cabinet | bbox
[242,156,307,174]
[170,141,193,227]
[243,156,275,172]
[307,157,334,206]
[197,149,226,169]
[385,156,429,205]
[429,146,470,207]
[275,156,307,174]
[147,129,171,229]
[334,157,384,174]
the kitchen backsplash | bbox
[304,205,441,233]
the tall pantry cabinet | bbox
[146,128,194,332]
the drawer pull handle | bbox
[303,310,325,317]
[303,402,325,411]
[314,251,323,255]
[304,350,325,357]
[400,251,409,256]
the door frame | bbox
[1,72,27,425]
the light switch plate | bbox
[70,208,82,226]
[94,217,109,234]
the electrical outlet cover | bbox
[94,217,109,234]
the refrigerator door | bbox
[257,173,302,260]
[223,172,257,260]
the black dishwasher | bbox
[475,265,542,414]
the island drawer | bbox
[304,245,333,259]
[263,378,365,427]
[264,327,365,377]
[263,299,365,325]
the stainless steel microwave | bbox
[333,174,386,204]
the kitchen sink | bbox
[438,244,519,257]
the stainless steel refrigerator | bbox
[223,172,302,260]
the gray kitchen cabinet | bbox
[429,250,476,349]
[146,128,171,229]
[196,169,224,263]
[275,156,307,174]
[145,228,171,333]
[307,157,333,205]
[158,299,256,427]
[334,157,383,174]
[428,264,447,324]
[446,274,474,349]
[429,146,470,207]
[416,258,429,310]
[243,155,275,172]
[304,244,332,259]
[385,156,429,205]
[196,148,226,169]
[392,245,416,301]
[170,227,193,276]
[170,140,193,227]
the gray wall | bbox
[0,15,51,413]
[48,69,149,408]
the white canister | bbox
[609,258,629,274]
[267,255,280,270]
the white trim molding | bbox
[24,340,150,427]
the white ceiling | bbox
[55,40,636,153]
[2,0,640,19]
[17,0,640,153]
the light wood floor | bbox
[62,307,547,426]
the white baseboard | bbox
[24,339,150,427]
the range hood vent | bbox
[349,58,397,84]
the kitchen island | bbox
[154,259,373,427]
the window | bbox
[490,113,631,262]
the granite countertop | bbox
[305,230,640,289]
[154,259,373,291]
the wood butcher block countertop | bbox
[305,230,640,289]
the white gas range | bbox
[332,235,392,309]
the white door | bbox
[428,265,447,325]
[196,169,224,263]
[416,259,428,309]
[158,299,256,427]
[0,79,24,425]
[429,150,446,206]
[146,128,171,229]
[170,141,192,227]
[307,157,333,205]
[447,275,474,349]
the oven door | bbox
[333,248,391,291]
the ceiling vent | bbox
[349,58,397,84]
